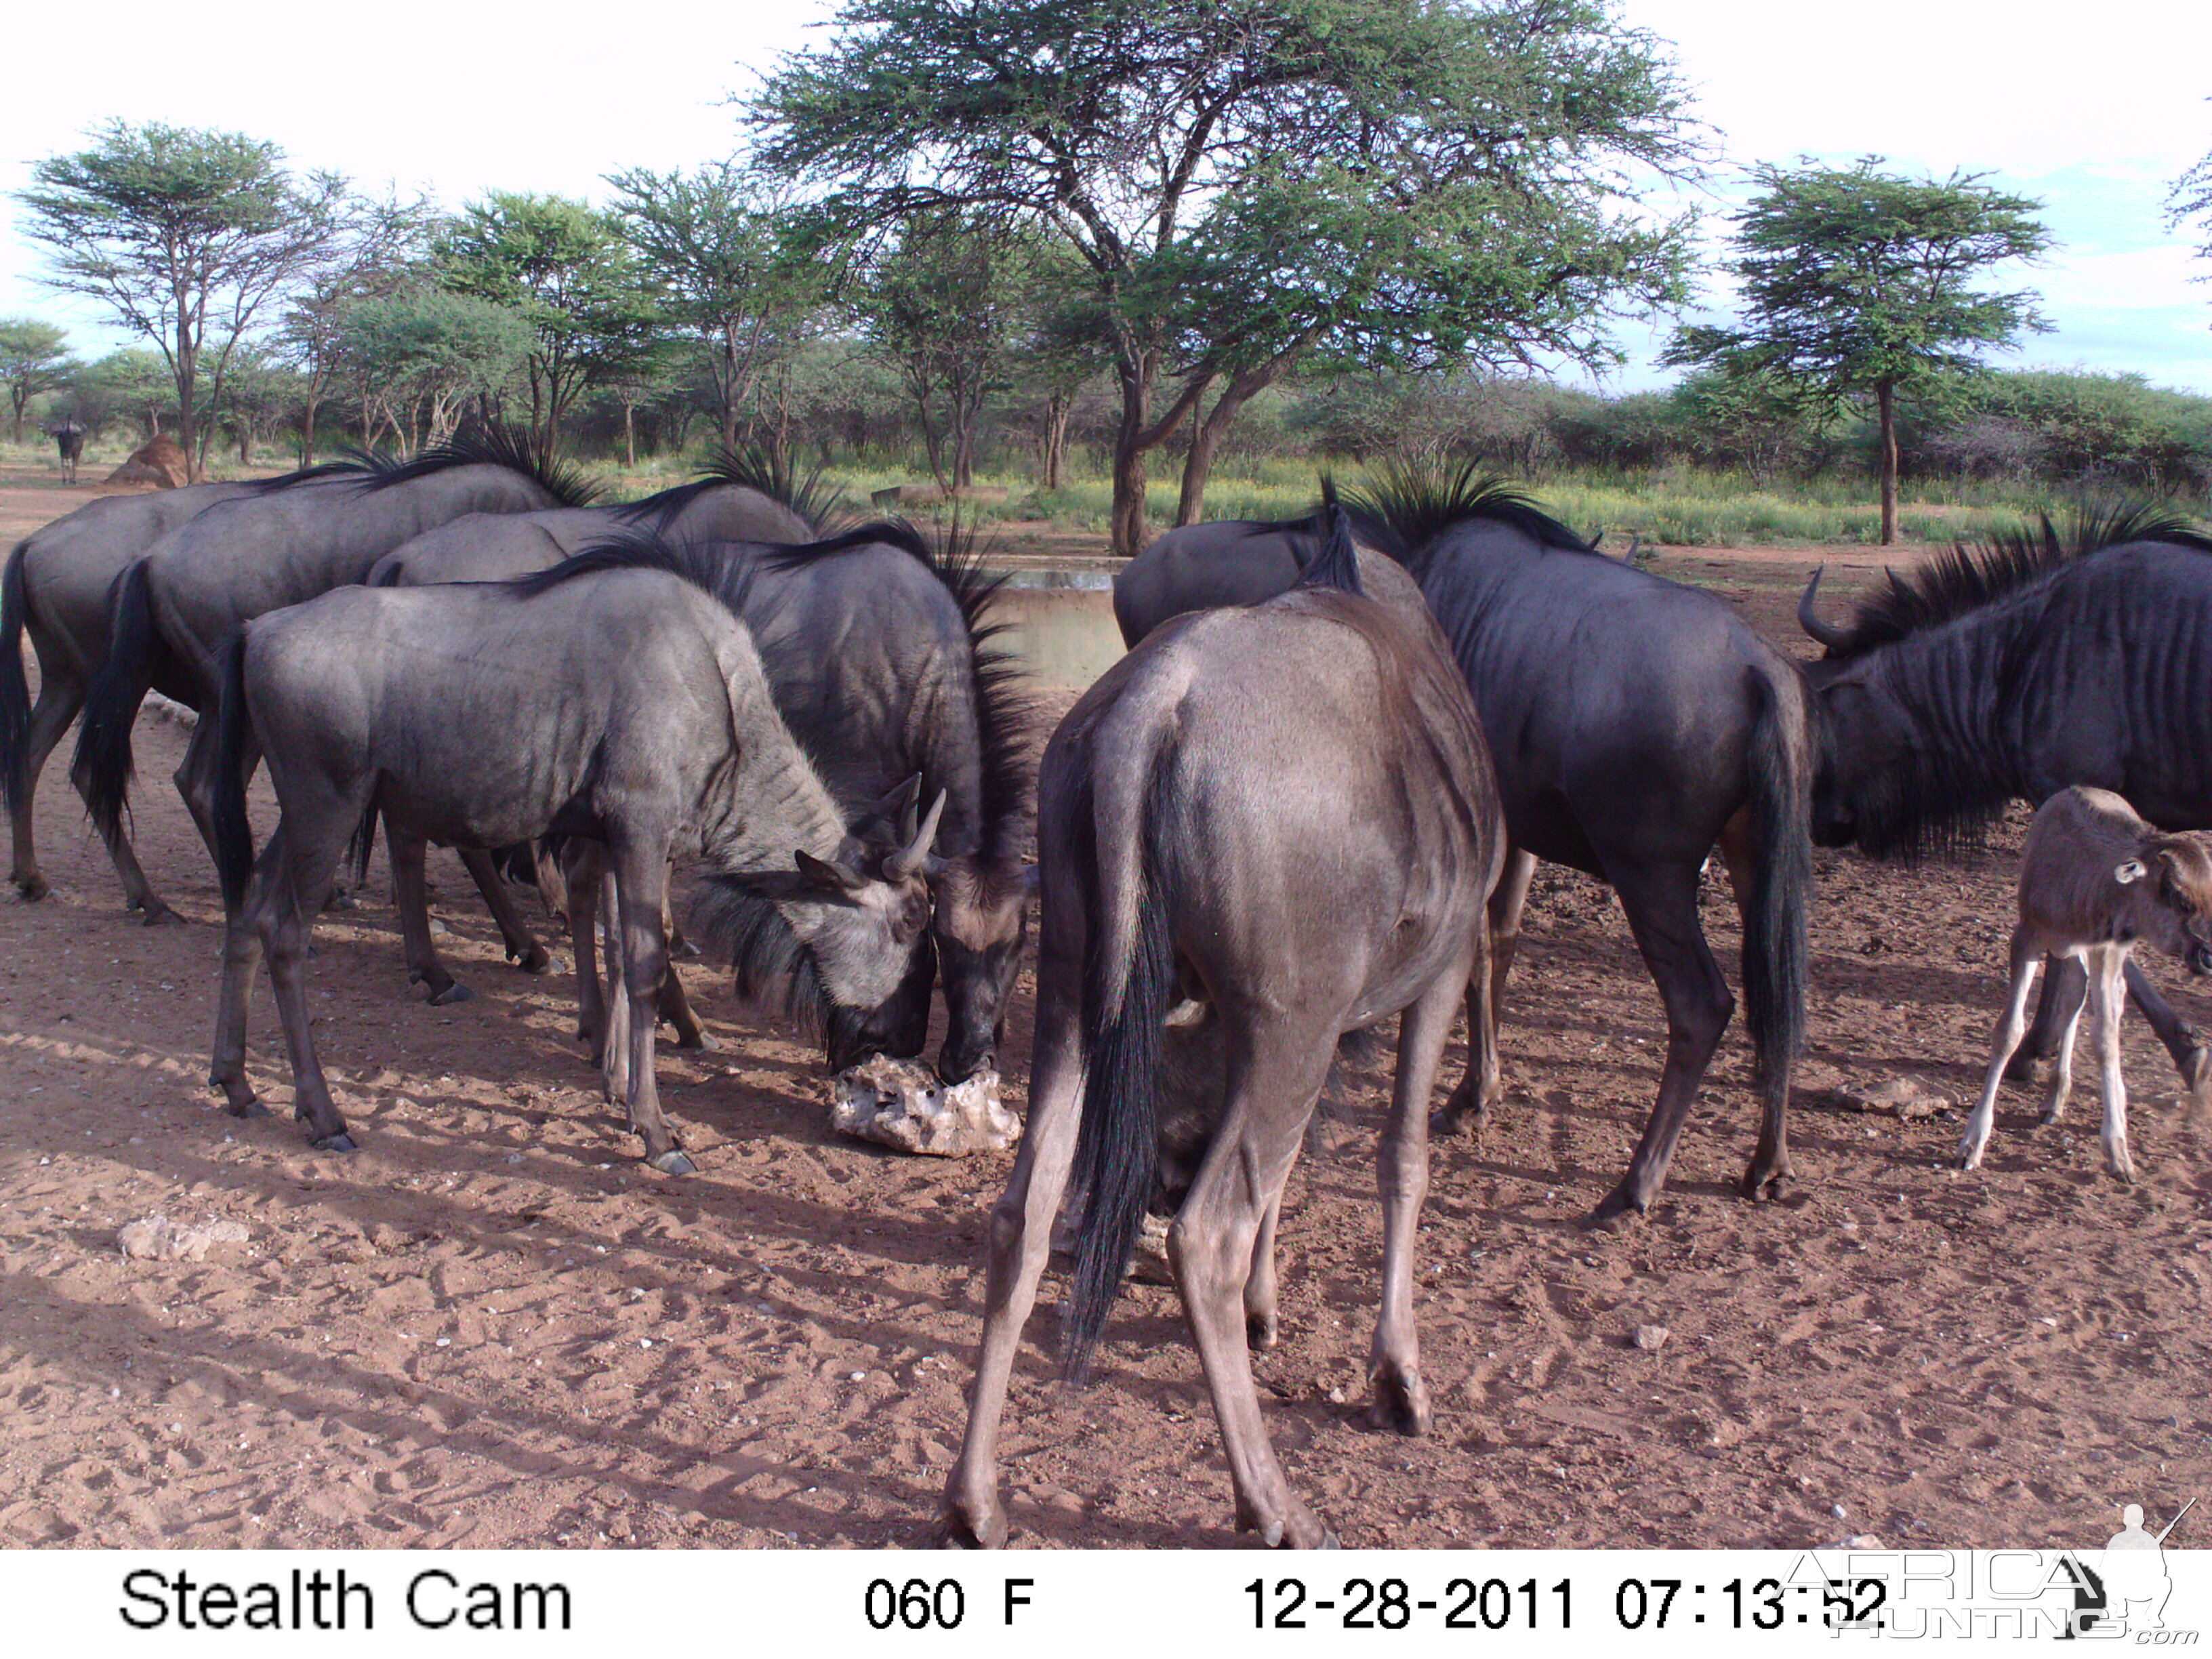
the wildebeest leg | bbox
[1244,1193,1284,1350]
[457,846,550,975]
[389,829,472,1006]
[9,671,81,901]
[1589,860,1734,1225]
[210,827,281,1120]
[174,707,253,881]
[2091,947,2136,1182]
[1171,1033,1337,1547]
[2007,959,2071,1080]
[2039,962,2088,1126]
[2118,958,2211,1098]
[1370,958,1473,1437]
[1715,807,1794,1202]
[253,815,357,1151]
[1959,928,2043,1172]
[945,930,1085,1549]
[609,844,690,1174]
[1433,844,1532,1135]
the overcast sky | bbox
[2,0,2207,395]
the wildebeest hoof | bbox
[428,981,474,1006]
[1741,1167,1789,1204]
[1246,1311,1279,1350]
[1585,1189,1645,1231]
[223,1099,271,1120]
[648,1149,697,1176]
[16,876,49,901]
[2002,1050,2042,1085]
[512,944,551,975]
[941,1499,1007,1550]
[2186,1046,2212,1104]
[1366,1372,1431,1437]
[312,1132,358,1153]
[674,1028,720,1052]
[139,902,182,927]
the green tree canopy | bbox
[335,289,533,452]
[0,318,82,445]
[1665,156,2051,544]
[13,121,349,478]
[752,0,1702,551]
[436,192,666,447]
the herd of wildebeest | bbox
[5,430,2212,1546]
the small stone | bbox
[1832,1503,1849,1519]
[117,1214,247,1262]
[434,1338,451,1348]
[1633,1324,1671,1351]
[851,1371,866,1382]
[1828,1076,1952,1120]
[1326,1387,1347,1404]
[1843,1533,1882,1549]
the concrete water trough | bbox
[987,567,1124,689]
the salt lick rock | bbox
[831,1054,1018,1156]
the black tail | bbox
[1740,663,1810,1112]
[73,558,160,844]
[1064,759,1180,1383]
[210,633,255,912]
[1,540,31,819]
[1294,488,1364,596]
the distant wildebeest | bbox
[1113,466,1811,1224]
[51,421,86,485]
[946,510,1505,1549]
[72,428,599,928]
[382,518,1036,1088]
[3,479,262,907]
[1956,787,2212,1182]
[1798,508,2212,1095]
[207,545,941,1172]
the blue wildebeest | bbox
[946,510,1505,1549]
[1797,508,2212,1094]
[51,421,86,484]
[1113,466,1811,1225]
[3,478,264,907]
[71,428,598,928]
[1956,787,2212,1182]
[380,518,1036,1088]
[205,548,940,1171]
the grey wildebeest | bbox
[71,428,598,930]
[1113,466,1811,1225]
[52,421,86,485]
[1797,509,2212,1095]
[3,477,262,908]
[380,518,1036,1088]
[945,510,1504,1549]
[205,541,940,1172]
[1957,786,2212,1182]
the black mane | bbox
[1294,487,1364,596]
[1826,504,2212,659]
[758,516,1038,871]
[1341,457,1594,568]
[510,523,762,620]
[354,424,601,508]
[236,458,375,493]
[615,441,844,533]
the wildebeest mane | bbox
[1293,491,1364,596]
[352,424,601,508]
[1343,456,1594,569]
[235,458,376,493]
[511,523,766,621]
[611,443,843,535]
[760,516,1038,871]
[683,869,881,1065]
[1822,504,2212,659]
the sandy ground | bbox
[4,476,2211,1552]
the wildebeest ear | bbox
[794,849,870,895]
[2115,858,2148,885]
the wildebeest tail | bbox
[1741,662,1810,1100]
[1,540,31,817]
[211,633,255,911]
[1064,752,1180,1384]
[1294,486,1364,597]
[72,558,158,843]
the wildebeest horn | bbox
[886,790,947,880]
[1797,568,1851,651]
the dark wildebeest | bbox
[1797,508,2212,1095]
[73,428,599,927]
[1956,786,2212,1181]
[3,478,261,906]
[946,510,1505,1549]
[382,519,1036,1087]
[51,422,86,485]
[206,546,940,1172]
[1113,466,1811,1225]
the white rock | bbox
[1830,1076,1952,1120]
[117,1214,248,1262]
[832,1057,1018,1156]
[1633,1323,1671,1351]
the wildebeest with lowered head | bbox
[73,426,599,922]
[205,539,940,1172]
[380,515,1036,1088]
[1113,464,1811,1224]
[1955,786,2212,1182]
[3,477,260,908]
[946,510,1504,1549]
[1798,506,2212,1092]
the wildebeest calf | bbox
[1959,786,2212,1182]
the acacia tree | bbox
[436,192,665,449]
[754,0,1700,551]
[14,121,348,479]
[334,289,532,451]
[278,190,436,462]
[0,319,81,445]
[1666,157,2051,544]
[2172,138,2212,308]
[605,163,828,451]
